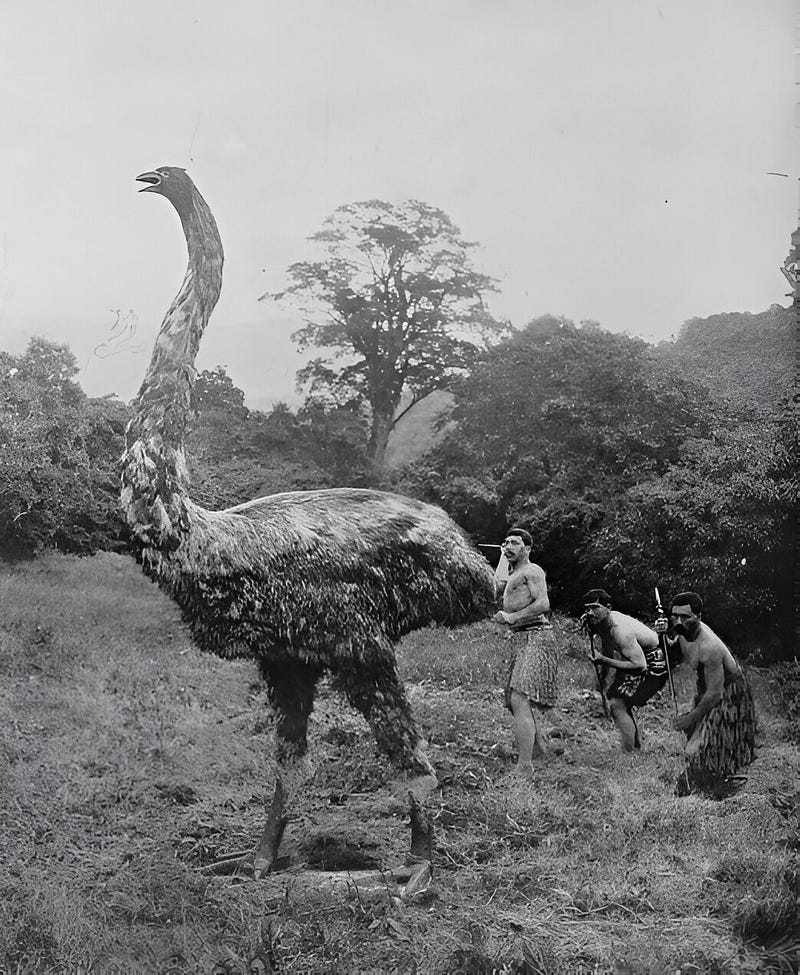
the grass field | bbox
[0,552,797,974]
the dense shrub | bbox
[0,340,130,559]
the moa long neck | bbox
[122,184,224,548]
[135,189,223,444]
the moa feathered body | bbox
[121,167,493,871]
[140,489,492,664]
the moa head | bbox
[136,166,195,209]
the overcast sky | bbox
[0,0,795,408]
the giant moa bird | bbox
[121,166,495,878]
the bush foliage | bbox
[397,313,794,654]
[0,340,130,559]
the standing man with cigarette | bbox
[493,528,561,777]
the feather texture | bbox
[139,488,494,661]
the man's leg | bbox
[610,697,637,752]
[531,704,565,758]
[531,704,552,757]
[509,689,537,774]
[511,692,560,770]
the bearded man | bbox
[668,591,756,794]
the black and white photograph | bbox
[0,2,797,972]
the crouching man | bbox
[668,592,755,795]
[582,589,668,752]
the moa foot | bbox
[388,745,439,803]
[201,777,288,880]
[200,816,288,880]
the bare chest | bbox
[678,639,702,670]
[503,572,532,611]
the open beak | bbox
[135,171,161,193]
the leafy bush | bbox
[0,340,130,559]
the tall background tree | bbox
[262,199,506,470]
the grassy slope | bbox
[0,554,797,975]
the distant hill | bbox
[385,390,452,468]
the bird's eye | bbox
[157,169,170,178]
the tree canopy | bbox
[401,316,713,575]
[398,313,793,652]
[191,365,248,417]
[449,315,711,470]
[585,419,793,649]
[263,199,506,469]
[660,304,794,414]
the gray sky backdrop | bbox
[0,0,796,409]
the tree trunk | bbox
[368,410,394,471]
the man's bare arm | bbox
[593,631,647,671]
[674,650,725,733]
[500,565,550,627]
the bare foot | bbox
[511,762,538,782]
[532,739,564,761]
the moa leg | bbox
[254,656,321,877]
[205,656,320,878]
[331,649,435,862]
[331,650,430,775]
